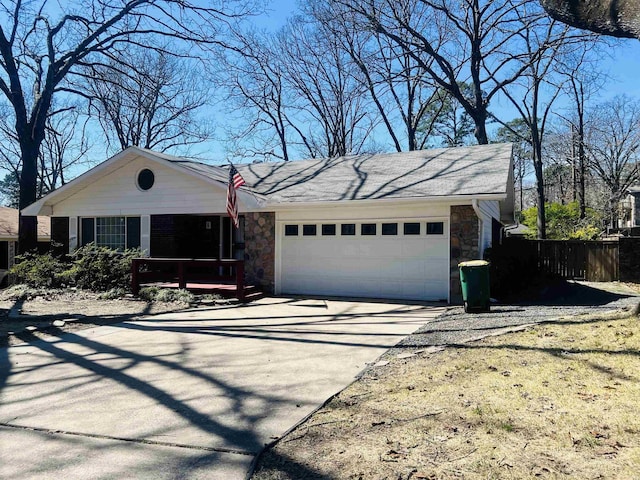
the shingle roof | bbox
[0,207,50,239]
[23,144,513,217]
[169,158,229,184]
[171,143,513,203]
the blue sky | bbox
[601,41,640,98]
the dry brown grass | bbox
[253,312,640,480]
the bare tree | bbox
[308,0,440,152]
[543,162,574,204]
[277,16,375,158]
[0,0,256,252]
[494,118,532,212]
[336,0,553,146]
[554,47,609,218]
[82,48,212,154]
[219,29,304,162]
[497,5,590,238]
[38,104,91,194]
[0,100,89,197]
[585,95,640,227]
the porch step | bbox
[240,286,264,303]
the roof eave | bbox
[245,193,508,211]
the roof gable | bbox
[22,147,233,216]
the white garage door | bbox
[279,219,449,301]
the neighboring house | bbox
[23,144,514,303]
[0,207,51,286]
[504,223,531,238]
[620,186,640,229]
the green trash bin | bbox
[458,260,490,313]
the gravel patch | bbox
[391,281,640,352]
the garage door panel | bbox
[401,239,447,256]
[280,220,449,301]
[401,260,431,278]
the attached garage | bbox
[278,217,449,301]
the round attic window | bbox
[137,169,155,191]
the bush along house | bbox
[0,207,51,287]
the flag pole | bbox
[226,163,246,261]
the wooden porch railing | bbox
[131,258,245,300]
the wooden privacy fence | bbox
[535,240,619,282]
[496,238,620,283]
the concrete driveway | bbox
[0,297,444,479]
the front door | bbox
[151,214,222,258]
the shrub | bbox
[9,244,142,293]
[9,251,69,288]
[98,288,128,300]
[155,288,195,304]
[138,286,194,304]
[138,286,160,302]
[521,201,602,240]
[70,243,142,292]
[0,284,40,301]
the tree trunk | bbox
[539,0,640,38]
[532,139,547,239]
[577,122,587,219]
[609,192,620,229]
[519,174,524,212]
[18,136,42,253]
[472,112,489,145]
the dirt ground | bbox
[252,286,640,480]
[0,287,209,347]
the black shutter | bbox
[81,218,95,246]
[51,217,70,257]
[0,241,8,269]
[150,215,176,257]
[127,217,141,249]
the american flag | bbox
[226,164,246,228]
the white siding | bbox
[276,202,450,222]
[141,215,151,255]
[52,157,229,217]
[69,217,78,253]
[476,200,500,253]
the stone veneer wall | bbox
[619,237,640,282]
[244,212,276,293]
[5,240,16,285]
[450,205,479,303]
[8,240,15,269]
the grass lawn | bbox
[252,310,640,479]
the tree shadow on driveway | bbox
[0,301,433,479]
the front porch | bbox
[131,258,261,302]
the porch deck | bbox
[131,258,261,302]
